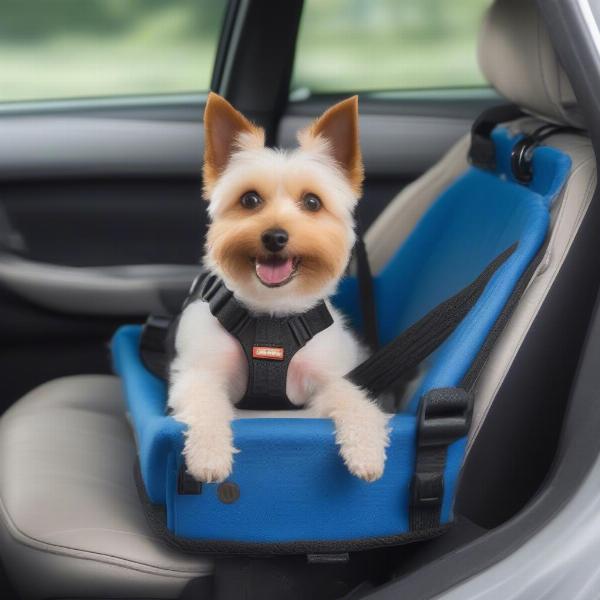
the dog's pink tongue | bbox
[256,257,294,285]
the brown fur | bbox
[206,199,350,297]
[300,96,364,195]
[203,92,265,197]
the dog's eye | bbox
[240,192,262,210]
[302,193,322,212]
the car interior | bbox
[1,0,600,598]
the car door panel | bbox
[0,100,211,408]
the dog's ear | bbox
[203,92,264,197]
[299,96,363,195]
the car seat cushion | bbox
[111,125,570,552]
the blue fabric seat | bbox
[111,127,571,550]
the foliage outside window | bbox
[0,0,226,102]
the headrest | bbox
[478,0,584,128]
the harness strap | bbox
[188,270,334,411]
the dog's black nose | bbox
[261,228,288,252]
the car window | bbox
[292,0,491,94]
[0,0,226,103]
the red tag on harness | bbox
[252,346,285,361]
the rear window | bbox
[0,1,226,103]
[293,0,490,94]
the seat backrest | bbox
[377,127,570,409]
[358,0,597,526]
[335,121,572,407]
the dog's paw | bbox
[183,427,237,483]
[334,402,390,483]
[339,440,386,482]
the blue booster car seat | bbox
[111,108,572,554]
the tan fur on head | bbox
[297,96,364,196]
[207,199,350,299]
[202,94,364,315]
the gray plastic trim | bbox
[0,116,203,180]
[434,447,600,599]
[0,92,207,118]
[278,114,471,177]
[0,254,198,315]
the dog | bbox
[168,92,390,483]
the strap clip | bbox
[417,387,473,448]
[411,388,473,514]
[510,124,575,184]
[412,472,444,510]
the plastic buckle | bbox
[177,465,202,495]
[417,388,473,448]
[412,472,444,509]
[510,136,535,184]
[411,388,473,511]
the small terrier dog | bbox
[169,93,390,483]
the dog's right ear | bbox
[203,92,265,197]
[298,96,363,196]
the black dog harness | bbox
[181,269,333,410]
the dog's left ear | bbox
[299,96,363,195]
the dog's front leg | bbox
[169,367,238,483]
[311,378,391,482]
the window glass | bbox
[0,1,226,102]
[293,0,490,93]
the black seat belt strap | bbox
[348,244,516,532]
[410,387,473,530]
[354,214,379,351]
[469,104,525,170]
[347,244,517,396]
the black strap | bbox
[410,387,473,530]
[347,244,517,396]
[140,314,176,381]
[348,244,516,532]
[192,270,334,410]
[469,104,525,170]
[354,216,379,351]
